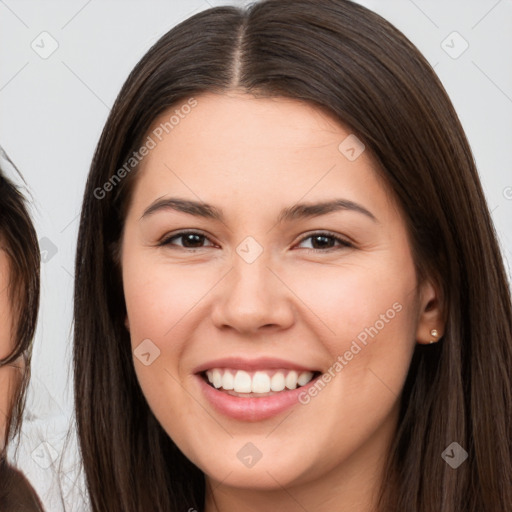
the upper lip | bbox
[193,357,320,374]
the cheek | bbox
[0,365,23,449]
[0,297,13,361]
[122,255,214,413]
[283,264,418,473]
[288,254,419,405]
[0,368,10,448]
[123,254,213,340]
[290,255,417,342]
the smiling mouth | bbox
[201,368,322,397]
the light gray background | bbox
[1,0,511,510]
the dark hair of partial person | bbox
[72,0,512,510]
[0,150,42,512]
[0,150,40,455]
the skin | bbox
[0,246,19,453]
[120,91,443,512]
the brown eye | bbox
[160,231,214,249]
[296,232,353,251]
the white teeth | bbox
[222,370,234,390]
[270,372,286,392]
[252,371,271,393]
[212,369,222,389]
[285,370,298,390]
[204,368,316,394]
[297,371,314,386]
[233,370,252,393]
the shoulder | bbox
[0,458,45,512]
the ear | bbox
[124,315,130,332]
[415,278,445,345]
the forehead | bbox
[127,91,395,224]
[149,91,348,148]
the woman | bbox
[0,154,43,511]
[73,0,512,510]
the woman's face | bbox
[120,92,440,497]
[0,247,15,451]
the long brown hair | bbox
[73,1,512,510]
[0,151,40,457]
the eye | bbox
[159,230,215,249]
[295,231,353,252]
[158,230,353,252]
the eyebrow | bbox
[141,197,378,223]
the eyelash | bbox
[158,230,354,252]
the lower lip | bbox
[196,373,320,422]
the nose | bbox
[210,249,295,335]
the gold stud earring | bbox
[429,329,439,344]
